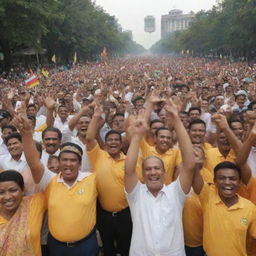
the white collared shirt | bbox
[53,115,73,133]
[41,149,60,167]
[0,152,28,172]
[126,178,187,256]
[248,147,256,177]
[0,138,9,156]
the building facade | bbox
[161,9,195,38]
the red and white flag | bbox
[25,74,40,89]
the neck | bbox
[156,147,167,155]
[12,153,22,161]
[0,207,17,220]
[220,194,238,208]
[109,152,120,160]
[219,148,230,158]
[149,186,163,197]
[78,134,86,144]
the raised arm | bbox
[44,96,56,128]
[12,114,45,183]
[213,113,242,155]
[68,105,91,131]
[85,104,103,151]
[125,114,148,193]
[164,99,196,194]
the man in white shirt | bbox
[124,100,195,256]
[0,125,17,156]
[41,127,61,166]
[0,132,28,172]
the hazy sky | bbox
[95,0,217,49]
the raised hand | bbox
[212,113,228,130]
[44,96,56,110]
[164,98,179,118]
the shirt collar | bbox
[57,171,91,189]
[8,152,26,162]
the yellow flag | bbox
[73,52,77,65]
[41,68,49,78]
[51,54,56,63]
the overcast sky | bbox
[95,0,217,49]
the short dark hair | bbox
[214,161,241,178]
[59,142,83,162]
[188,107,202,115]
[150,119,164,127]
[27,104,36,109]
[188,119,206,130]
[112,113,125,121]
[42,127,62,140]
[155,127,171,137]
[1,125,17,133]
[0,170,24,191]
[105,129,122,142]
[5,132,22,145]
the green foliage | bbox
[151,0,256,60]
[0,0,145,69]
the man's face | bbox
[134,99,145,110]
[43,131,60,154]
[47,158,60,174]
[179,113,189,128]
[217,132,230,152]
[214,168,240,201]
[215,97,224,107]
[0,117,10,128]
[150,122,164,137]
[112,115,125,133]
[236,95,246,107]
[77,116,91,137]
[26,106,37,117]
[143,157,165,195]
[189,123,206,144]
[230,121,244,141]
[105,133,122,157]
[155,129,172,153]
[7,138,23,158]
[189,110,200,121]
[58,106,68,121]
[59,152,80,183]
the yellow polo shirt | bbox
[45,173,97,242]
[87,143,128,212]
[204,147,236,173]
[183,167,213,247]
[139,138,180,185]
[199,183,256,256]
[0,193,46,256]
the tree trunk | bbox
[0,39,12,72]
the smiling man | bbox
[0,132,28,172]
[125,100,195,256]
[193,161,256,255]
[85,105,132,256]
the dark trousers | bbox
[47,229,98,256]
[97,205,132,256]
[185,245,205,256]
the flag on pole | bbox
[41,68,49,78]
[25,74,40,89]
[51,54,56,63]
[73,52,77,65]
[101,47,108,57]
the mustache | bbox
[46,144,56,147]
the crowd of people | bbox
[0,56,256,256]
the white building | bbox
[161,9,195,38]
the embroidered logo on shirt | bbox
[240,218,248,225]
[77,188,85,195]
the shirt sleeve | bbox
[125,181,140,204]
[38,167,56,190]
[198,183,211,208]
